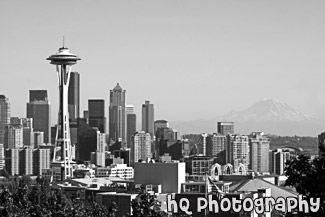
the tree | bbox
[285,154,325,216]
[130,191,168,217]
[0,176,113,217]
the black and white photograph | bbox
[0,0,324,216]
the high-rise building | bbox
[4,124,23,149]
[5,149,19,175]
[96,130,106,153]
[269,149,291,175]
[19,148,33,175]
[33,148,51,176]
[113,148,131,166]
[227,134,249,173]
[127,113,136,147]
[76,118,98,161]
[217,122,234,136]
[32,131,44,148]
[0,144,4,170]
[88,99,106,133]
[109,83,126,143]
[126,105,136,147]
[21,118,33,147]
[154,120,169,134]
[29,90,47,102]
[131,131,151,165]
[142,101,154,137]
[249,132,270,173]
[205,133,227,165]
[68,72,80,120]
[0,95,10,144]
[26,90,51,143]
[155,127,177,157]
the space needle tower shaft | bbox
[47,44,81,180]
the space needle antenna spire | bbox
[46,42,81,181]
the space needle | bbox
[47,42,81,180]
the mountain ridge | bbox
[170,98,325,136]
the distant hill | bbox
[171,98,325,136]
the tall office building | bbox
[4,124,23,149]
[5,149,19,175]
[32,131,44,148]
[26,90,51,143]
[249,132,270,173]
[21,118,33,147]
[0,144,4,170]
[29,90,47,102]
[88,99,106,133]
[76,118,98,161]
[154,120,169,134]
[33,148,51,176]
[269,149,291,175]
[217,122,234,136]
[68,72,80,120]
[205,133,227,165]
[109,83,126,143]
[155,127,177,157]
[227,134,249,173]
[19,148,33,175]
[131,131,151,165]
[142,101,154,137]
[127,114,136,147]
[96,130,107,152]
[126,105,136,147]
[0,95,10,144]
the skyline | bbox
[1,1,325,124]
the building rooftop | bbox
[113,83,123,91]
[230,177,297,199]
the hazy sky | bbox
[1,0,325,124]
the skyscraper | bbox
[19,148,33,175]
[109,83,126,143]
[4,124,23,149]
[68,72,80,120]
[127,113,136,147]
[142,100,154,137]
[33,148,51,176]
[21,118,33,147]
[29,90,47,102]
[126,105,136,147]
[88,99,106,133]
[154,120,169,134]
[205,133,227,165]
[26,90,51,143]
[5,149,19,175]
[0,95,10,144]
[227,134,249,173]
[249,132,270,173]
[217,122,234,136]
[131,131,151,165]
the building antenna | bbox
[63,36,65,48]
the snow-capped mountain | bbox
[170,98,325,136]
[220,98,313,122]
